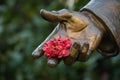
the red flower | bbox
[42,36,72,59]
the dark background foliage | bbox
[0,0,120,80]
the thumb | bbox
[40,9,72,22]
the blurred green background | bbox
[0,0,120,80]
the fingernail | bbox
[40,9,44,14]
[47,59,58,67]
[32,49,43,58]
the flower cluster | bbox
[42,36,72,59]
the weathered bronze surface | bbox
[81,0,120,56]
[32,0,120,67]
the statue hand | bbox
[32,9,106,67]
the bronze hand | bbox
[32,9,106,67]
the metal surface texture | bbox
[32,0,120,67]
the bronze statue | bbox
[32,0,120,67]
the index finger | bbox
[32,25,59,58]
